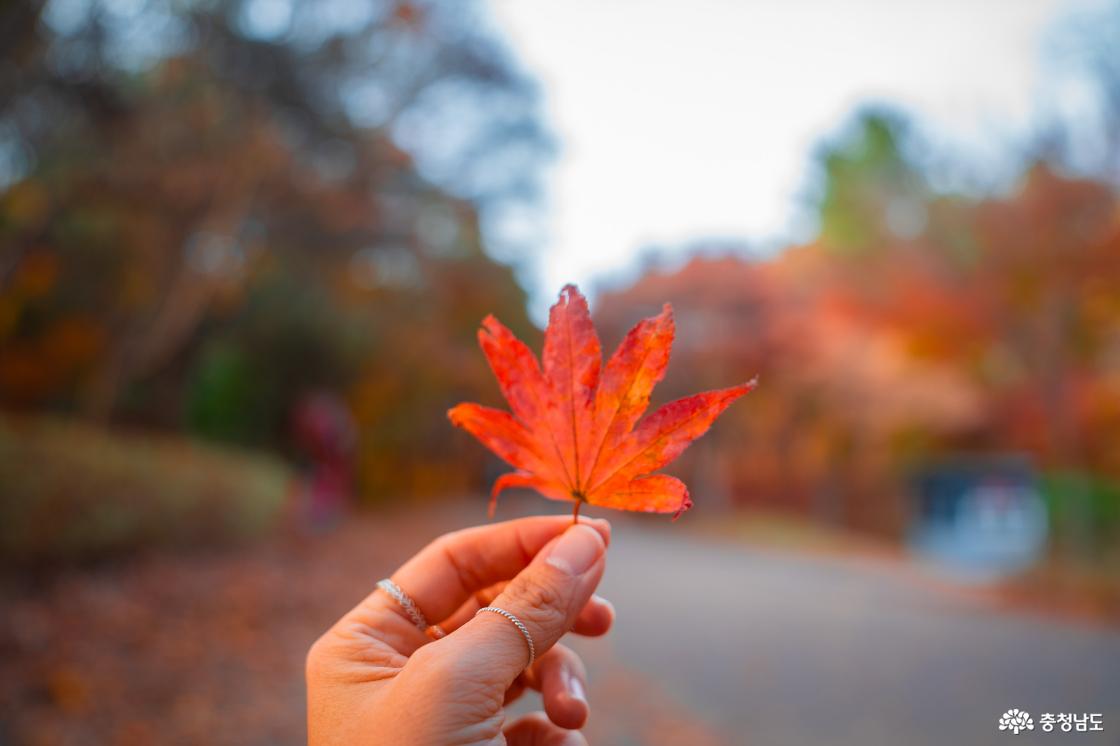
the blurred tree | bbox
[0,0,549,202]
[813,109,930,256]
[596,163,1120,545]
[0,0,544,500]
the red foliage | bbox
[449,285,756,518]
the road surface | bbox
[555,519,1120,746]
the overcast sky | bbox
[489,0,1106,319]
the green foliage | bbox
[0,414,291,565]
[1040,470,1120,555]
[186,341,261,444]
[815,109,929,254]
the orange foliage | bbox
[595,166,1120,535]
[449,285,756,518]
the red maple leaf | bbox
[448,285,756,520]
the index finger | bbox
[352,516,610,647]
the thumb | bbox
[436,522,607,688]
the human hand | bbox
[306,516,613,745]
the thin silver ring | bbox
[476,606,536,667]
[376,578,430,633]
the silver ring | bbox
[376,578,430,633]
[476,606,536,667]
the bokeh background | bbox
[1,0,1118,744]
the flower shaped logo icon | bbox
[999,709,1035,735]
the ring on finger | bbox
[376,578,444,638]
[476,606,536,668]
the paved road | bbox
[558,520,1120,746]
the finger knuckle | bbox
[424,534,453,560]
[305,635,331,682]
[505,577,568,631]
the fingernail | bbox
[564,668,587,704]
[574,516,611,545]
[593,594,615,617]
[592,518,611,545]
[545,524,604,576]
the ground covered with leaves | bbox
[0,507,453,746]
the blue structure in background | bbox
[909,455,1049,582]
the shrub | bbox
[1040,470,1120,557]
[0,415,292,565]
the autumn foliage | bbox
[450,285,755,518]
[1,0,1117,555]
[595,163,1120,543]
[0,0,548,505]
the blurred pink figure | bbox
[292,391,356,530]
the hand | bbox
[306,516,613,745]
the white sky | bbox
[489,0,1103,319]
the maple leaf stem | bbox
[572,500,581,525]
